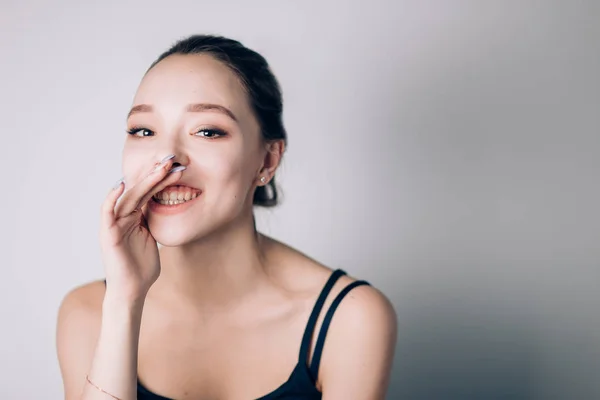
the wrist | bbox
[102,290,146,318]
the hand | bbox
[99,154,185,302]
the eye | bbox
[194,128,227,139]
[126,127,154,137]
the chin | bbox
[152,229,198,247]
[147,202,249,247]
[146,217,200,246]
[149,216,231,247]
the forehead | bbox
[133,54,250,117]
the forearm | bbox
[81,293,144,400]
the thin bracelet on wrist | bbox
[85,374,123,400]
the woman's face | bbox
[122,54,266,246]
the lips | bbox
[148,189,202,214]
[162,183,201,191]
[153,185,202,204]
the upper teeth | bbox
[153,187,199,204]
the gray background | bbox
[1,0,598,399]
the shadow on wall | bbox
[386,297,539,400]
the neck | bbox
[151,212,272,310]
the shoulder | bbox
[263,234,396,330]
[261,234,398,372]
[317,274,397,398]
[326,273,397,344]
[331,274,397,327]
[56,280,106,397]
[57,280,106,327]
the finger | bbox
[114,155,176,218]
[136,165,187,210]
[101,178,125,227]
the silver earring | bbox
[260,176,267,183]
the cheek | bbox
[201,147,259,196]
[121,148,149,184]
[122,153,140,172]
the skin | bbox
[56,53,397,400]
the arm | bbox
[56,155,185,399]
[56,283,144,400]
[319,285,398,400]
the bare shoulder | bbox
[332,272,397,325]
[318,267,398,353]
[57,280,106,331]
[59,279,105,310]
[56,280,106,398]
[316,273,397,397]
[316,272,397,398]
[263,234,395,305]
[263,233,396,333]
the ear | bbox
[257,139,285,185]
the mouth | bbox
[152,185,202,206]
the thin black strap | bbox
[309,280,371,379]
[298,269,347,363]
[103,279,107,287]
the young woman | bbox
[56,34,397,400]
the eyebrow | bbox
[127,103,238,122]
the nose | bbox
[167,152,189,168]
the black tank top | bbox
[104,269,369,399]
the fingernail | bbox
[152,154,176,173]
[168,166,186,174]
[112,177,124,190]
[160,154,176,164]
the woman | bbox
[56,34,397,400]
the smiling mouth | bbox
[152,185,201,205]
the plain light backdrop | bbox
[1,0,598,399]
